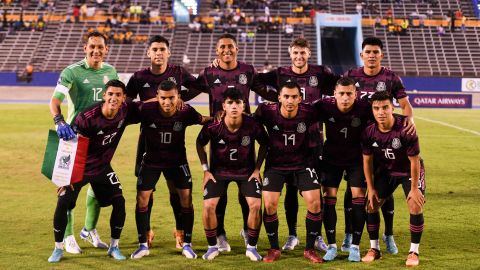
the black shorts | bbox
[203,176,262,200]
[263,167,321,192]
[137,164,192,191]
[374,159,426,199]
[322,163,366,189]
[85,165,123,207]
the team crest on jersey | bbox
[117,119,124,129]
[263,177,269,186]
[376,81,386,91]
[392,138,402,149]
[309,76,318,87]
[168,77,177,84]
[351,117,361,127]
[241,136,251,146]
[58,155,71,169]
[297,122,307,133]
[173,121,183,131]
[103,75,109,84]
[239,74,248,85]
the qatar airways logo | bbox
[408,94,472,108]
[413,97,466,105]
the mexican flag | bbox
[41,130,89,187]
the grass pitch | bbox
[0,104,479,270]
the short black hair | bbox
[217,33,237,45]
[370,91,393,103]
[158,80,178,92]
[279,81,301,95]
[336,77,356,87]
[105,79,126,93]
[85,31,108,45]
[362,37,383,50]
[148,35,169,48]
[289,37,310,49]
[222,87,244,101]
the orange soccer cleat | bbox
[361,248,382,263]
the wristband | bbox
[202,164,209,172]
[53,114,65,125]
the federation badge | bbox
[239,74,248,85]
[262,177,269,186]
[173,121,183,131]
[297,122,307,133]
[392,138,402,149]
[117,119,124,129]
[309,76,318,87]
[58,155,71,169]
[351,117,361,127]
[168,77,177,84]
[241,136,251,146]
[376,81,386,91]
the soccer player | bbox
[48,80,139,263]
[186,33,277,251]
[343,36,416,254]
[49,31,118,254]
[126,35,198,249]
[313,77,372,262]
[196,88,268,261]
[130,80,210,260]
[257,37,340,251]
[360,91,425,267]
[255,82,323,263]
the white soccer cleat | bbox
[282,235,300,251]
[130,245,150,259]
[64,235,82,254]
[217,234,231,252]
[80,228,109,249]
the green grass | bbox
[0,105,479,270]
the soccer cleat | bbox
[173,229,184,249]
[64,235,82,254]
[382,234,398,255]
[108,246,126,260]
[314,235,328,251]
[217,234,231,252]
[406,252,420,267]
[282,235,300,251]
[245,247,262,261]
[130,245,149,259]
[304,249,324,263]
[240,229,249,247]
[48,248,64,263]
[263,249,281,262]
[202,247,219,260]
[361,248,381,263]
[323,246,338,261]
[348,246,361,262]
[147,229,155,248]
[80,228,109,249]
[182,244,198,259]
[341,233,352,252]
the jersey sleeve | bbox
[196,124,211,146]
[185,106,204,126]
[125,72,139,100]
[404,133,420,156]
[252,69,278,102]
[320,66,340,96]
[392,74,407,100]
[194,69,210,94]
[253,103,266,124]
[312,99,327,122]
[256,70,279,89]
[73,112,90,137]
[361,128,373,155]
[255,122,269,146]
[126,101,142,124]
[53,68,74,101]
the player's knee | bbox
[366,203,379,213]
[264,201,278,214]
[248,199,261,213]
[179,195,192,208]
[407,200,423,215]
[136,192,150,208]
[112,195,126,214]
[203,200,217,215]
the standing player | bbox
[126,35,198,249]
[342,37,416,254]
[255,82,323,263]
[196,88,268,261]
[49,31,118,254]
[313,77,372,262]
[185,33,277,251]
[130,80,210,260]
[48,80,139,263]
[257,37,340,251]
[360,91,425,267]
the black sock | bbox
[238,193,249,231]
[110,196,126,240]
[247,227,260,246]
[305,211,322,249]
[381,195,395,236]
[344,187,353,234]
[169,193,182,231]
[216,193,227,236]
[323,197,337,245]
[284,185,298,236]
[410,213,424,244]
[263,211,279,249]
[351,197,366,245]
[366,211,380,241]
[135,204,149,243]
[53,185,80,242]
[146,194,153,231]
[181,206,194,243]
[204,228,217,246]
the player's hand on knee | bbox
[368,189,380,210]
[407,188,424,208]
[54,114,76,141]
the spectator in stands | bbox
[385,7,393,18]
[426,9,433,18]
[38,0,48,10]
[400,18,408,35]
[96,0,105,9]
[247,30,255,42]
[387,23,395,35]
[285,23,294,37]
[461,16,466,32]
[437,25,445,36]
[73,5,80,23]
[80,3,88,20]
[356,2,363,15]
[375,16,382,27]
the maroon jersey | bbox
[196,61,275,116]
[259,65,340,101]
[126,64,197,101]
[140,103,203,168]
[197,116,268,178]
[75,102,141,176]
[345,66,407,102]
[314,98,373,166]
[255,103,315,170]
[361,114,420,177]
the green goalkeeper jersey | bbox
[53,58,119,124]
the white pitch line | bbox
[416,116,480,136]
